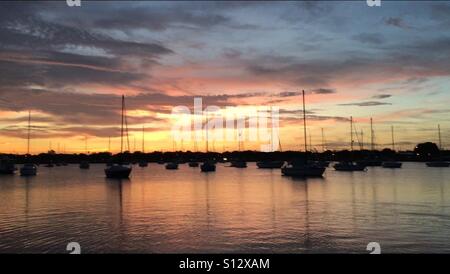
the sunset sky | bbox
[1,1,450,154]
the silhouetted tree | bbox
[414,142,440,160]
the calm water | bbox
[0,162,449,253]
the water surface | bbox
[0,162,449,253]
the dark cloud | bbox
[384,17,410,29]
[280,1,334,23]
[223,48,242,59]
[0,12,172,57]
[277,91,301,98]
[278,108,348,124]
[245,32,450,88]
[276,88,336,98]
[339,101,392,107]
[372,94,392,99]
[0,2,173,91]
[24,1,240,33]
[311,88,336,94]
[352,33,385,45]
[279,108,316,115]
[0,51,144,89]
[282,115,349,125]
[246,57,373,87]
[430,3,450,26]
[92,9,229,31]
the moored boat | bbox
[0,157,17,174]
[382,161,402,168]
[79,161,90,169]
[382,126,402,169]
[426,161,450,167]
[281,90,326,178]
[230,160,247,168]
[104,95,133,179]
[201,160,216,172]
[138,161,148,167]
[334,161,367,171]
[188,161,199,167]
[333,116,367,172]
[20,163,37,176]
[361,159,382,167]
[282,160,325,177]
[105,163,132,178]
[165,162,179,170]
[256,160,284,169]
[20,111,38,177]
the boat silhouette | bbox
[281,90,325,177]
[105,95,132,179]
[382,126,402,169]
[334,116,367,172]
[20,111,37,176]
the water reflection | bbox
[0,162,449,253]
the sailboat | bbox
[382,126,402,168]
[257,107,284,169]
[230,130,247,168]
[314,128,330,168]
[165,139,179,170]
[188,161,199,167]
[281,90,326,177]
[104,95,132,179]
[361,118,382,166]
[20,111,37,176]
[333,116,367,171]
[0,157,16,174]
[139,126,148,167]
[426,124,450,167]
[79,136,90,169]
[256,159,284,169]
[188,136,199,167]
[165,161,178,170]
[200,116,216,172]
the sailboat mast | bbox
[194,134,198,152]
[27,110,31,155]
[205,119,209,153]
[142,126,145,153]
[238,131,241,152]
[309,132,312,152]
[350,116,353,151]
[123,97,130,152]
[278,135,282,152]
[361,130,364,150]
[438,124,442,150]
[370,118,374,151]
[391,125,395,151]
[302,90,307,154]
[321,128,325,152]
[121,95,124,153]
[270,106,274,152]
